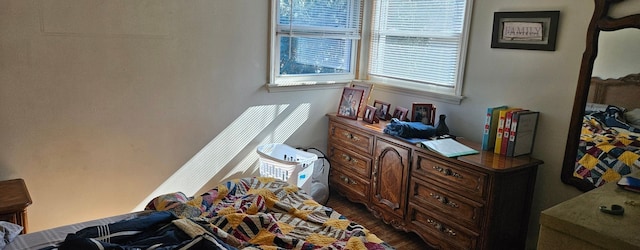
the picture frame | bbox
[350,81,374,116]
[412,103,436,125]
[363,105,378,124]
[491,11,560,51]
[373,100,391,120]
[337,87,365,120]
[392,106,409,121]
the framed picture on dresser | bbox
[392,106,409,121]
[373,100,391,120]
[411,103,436,125]
[363,105,377,124]
[337,87,365,120]
[350,81,373,116]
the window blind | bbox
[276,0,362,39]
[369,0,467,87]
[274,0,362,77]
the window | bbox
[369,0,471,97]
[269,0,362,86]
[269,0,472,100]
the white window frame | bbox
[362,0,472,104]
[267,0,473,104]
[267,0,361,92]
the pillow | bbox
[624,108,640,128]
[0,221,23,249]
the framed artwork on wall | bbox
[337,87,365,120]
[491,11,560,51]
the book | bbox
[481,105,508,151]
[421,138,479,158]
[617,176,640,193]
[500,108,524,155]
[494,108,519,154]
[509,111,540,157]
[506,110,525,157]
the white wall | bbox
[592,29,640,78]
[0,0,596,249]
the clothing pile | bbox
[383,118,436,139]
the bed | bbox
[4,177,393,250]
[572,73,640,188]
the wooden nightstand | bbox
[0,179,32,234]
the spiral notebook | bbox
[420,138,479,157]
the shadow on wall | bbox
[133,103,312,211]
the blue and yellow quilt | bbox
[574,114,640,187]
[144,177,393,250]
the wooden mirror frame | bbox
[561,0,640,191]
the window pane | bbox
[279,36,352,75]
[278,0,360,35]
[370,36,459,86]
[369,0,468,88]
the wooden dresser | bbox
[0,178,32,234]
[327,114,543,249]
[538,171,640,249]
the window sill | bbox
[265,81,349,92]
[365,80,464,105]
[265,80,464,105]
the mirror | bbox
[561,0,640,192]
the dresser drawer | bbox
[329,121,374,155]
[408,204,479,250]
[0,213,17,224]
[409,177,484,231]
[329,168,370,204]
[328,143,372,179]
[413,151,488,199]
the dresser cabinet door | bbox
[371,138,410,220]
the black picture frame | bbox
[491,11,560,51]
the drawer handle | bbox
[341,154,358,164]
[427,219,457,237]
[341,131,361,142]
[433,166,462,179]
[339,175,357,185]
[429,192,459,208]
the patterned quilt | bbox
[574,115,640,187]
[145,177,394,250]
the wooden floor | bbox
[325,192,427,250]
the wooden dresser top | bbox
[540,171,640,249]
[0,179,33,213]
[328,114,543,172]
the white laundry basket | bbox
[256,143,317,194]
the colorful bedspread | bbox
[144,177,393,250]
[574,115,640,187]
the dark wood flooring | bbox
[325,192,427,250]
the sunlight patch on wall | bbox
[133,103,310,211]
[220,103,312,181]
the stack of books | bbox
[481,106,539,157]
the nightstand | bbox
[0,179,32,234]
